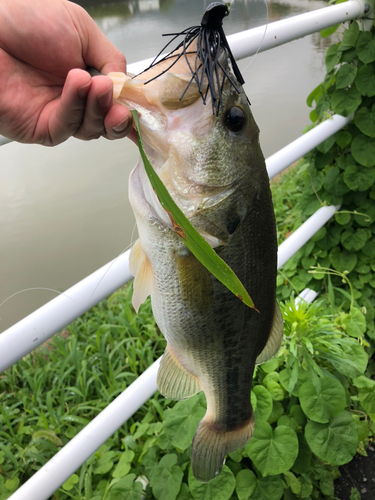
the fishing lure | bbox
[136,2,248,115]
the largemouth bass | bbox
[109,2,283,483]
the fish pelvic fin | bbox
[157,345,201,400]
[255,301,284,365]
[129,239,154,313]
[191,414,254,483]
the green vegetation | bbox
[277,20,375,346]
[0,283,373,500]
[1,12,375,500]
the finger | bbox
[103,103,133,140]
[41,68,92,145]
[75,6,127,75]
[73,74,114,140]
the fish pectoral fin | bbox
[157,345,201,400]
[129,239,154,313]
[255,301,284,365]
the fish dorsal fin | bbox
[129,239,154,313]
[157,344,201,400]
[255,302,284,365]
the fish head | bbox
[109,44,266,242]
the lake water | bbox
[0,0,334,332]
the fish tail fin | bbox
[191,414,254,483]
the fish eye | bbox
[224,106,246,134]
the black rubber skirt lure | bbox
[136,2,247,115]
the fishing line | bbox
[86,234,138,307]
[238,0,269,75]
[0,287,75,310]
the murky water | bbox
[0,0,334,332]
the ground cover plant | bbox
[0,275,373,500]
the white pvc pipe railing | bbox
[266,114,352,179]
[277,205,338,269]
[0,251,132,373]
[8,359,160,500]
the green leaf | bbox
[94,461,114,475]
[291,434,312,475]
[356,31,375,64]
[335,64,357,89]
[362,238,375,257]
[62,474,79,492]
[325,45,341,72]
[305,411,358,465]
[317,134,336,154]
[323,167,350,196]
[164,393,206,450]
[267,401,284,424]
[350,487,362,500]
[252,385,273,422]
[245,422,298,476]
[354,106,375,138]
[32,429,63,447]
[283,471,301,495]
[351,135,375,167]
[321,24,340,38]
[331,87,362,116]
[336,130,352,148]
[235,470,283,500]
[339,21,359,51]
[344,165,375,191]
[131,110,255,309]
[5,477,19,492]
[306,84,323,107]
[341,228,368,251]
[150,454,184,500]
[329,247,357,273]
[299,376,346,423]
[188,465,235,500]
[354,377,375,416]
[108,474,143,500]
[176,483,191,500]
[335,212,351,225]
[354,199,375,226]
[356,65,375,97]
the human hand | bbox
[0,0,132,145]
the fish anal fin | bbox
[157,345,201,400]
[255,301,284,365]
[129,239,154,313]
[191,414,254,483]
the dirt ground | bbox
[334,445,375,500]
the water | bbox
[0,0,334,332]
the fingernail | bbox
[112,117,131,134]
[98,88,112,108]
[78,81,91,98]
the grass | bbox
[270,160,306,246]
[0,285,168,499]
